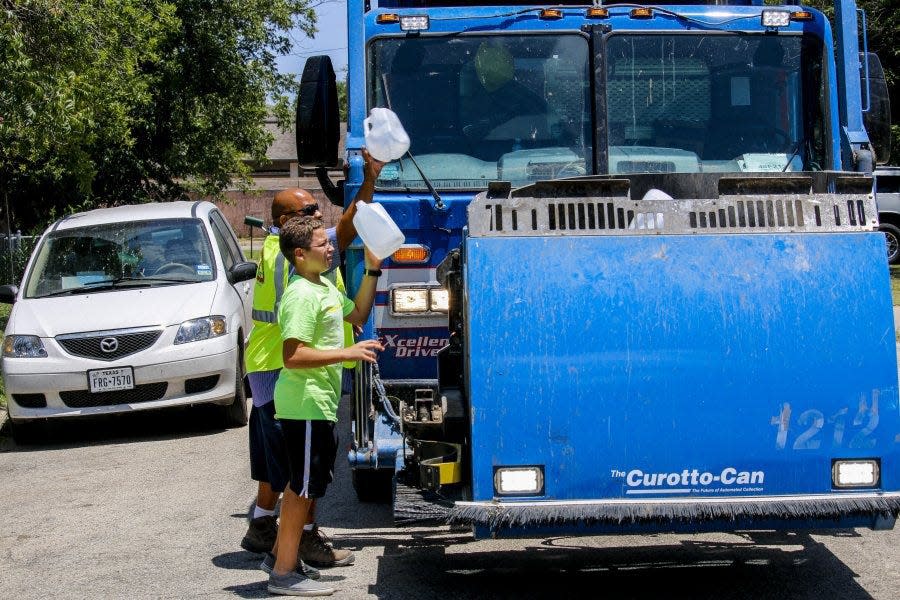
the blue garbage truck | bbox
[294,0,900,538]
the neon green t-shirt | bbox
[274,275,355,422]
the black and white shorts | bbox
[280,419,339,499]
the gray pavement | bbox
[0,397,898,599]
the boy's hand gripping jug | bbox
[352,201,405,260]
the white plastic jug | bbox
[363,107,410,162]
[353,201,405,260]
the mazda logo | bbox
[99,337,119,353]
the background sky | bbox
[277,0,349,81]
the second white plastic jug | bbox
[363,108,410,163]
[352,201,405,260]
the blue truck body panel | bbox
[463,232,898,521]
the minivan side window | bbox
[208,211,242,269]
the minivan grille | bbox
[57,330,162,361]
[59,383,168,408]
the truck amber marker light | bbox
[539,8,563,20]
[630,8,653,19]
[392,244,430,263]
[376,13,400,24]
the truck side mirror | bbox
[296,55,340,169]
[860,52,892,165]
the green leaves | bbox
[1,0,316,230]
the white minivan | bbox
[0,201,256,442]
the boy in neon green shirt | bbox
[268,216,383,597]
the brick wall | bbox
[212,176,344,238]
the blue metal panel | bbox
[464,232,899,502]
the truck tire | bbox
[879,223,900,265]
[352,468,394,503]
[222,350,249,428]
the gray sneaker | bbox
[260,552,321,580]
[267,570,334,596]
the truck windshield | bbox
[369,34,592,190]
[605,33,827,174]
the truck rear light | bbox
[832,459,880,488]
[494,466,544,496]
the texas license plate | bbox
[88,367,134,393]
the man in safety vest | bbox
[240,149,384,570]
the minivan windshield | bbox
[24,219,215,298]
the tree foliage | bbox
[0,0,316,231]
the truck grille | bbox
[57,329,162,361]
[470,177,876,237]
[59,383,168,408]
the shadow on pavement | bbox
[0,403,232,452]
[363,529,872,600]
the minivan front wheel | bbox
[879,223,900,265]
[222,350,249,427]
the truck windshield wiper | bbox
[782,137,808,172]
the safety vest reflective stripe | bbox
[251,252,287,324]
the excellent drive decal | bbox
[611,467,766,495]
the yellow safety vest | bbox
[244,233,356,373]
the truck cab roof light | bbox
[539,8,563,20]
[586,8,609,19]
[376,13,400,25]
[392,244,430,264]
[400,15,429,31]
[761,10,791,28]
[790,11,814,21]
[630,8,653,19]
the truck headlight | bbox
[392,288,428,313]
[3,335,48,358]
[390,287,450,315]
[832,459,880,488]
[494,466,544,496]
[429,289,449,312]
[175,316,227,344]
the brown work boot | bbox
[300,525,355,567]
[240,515,277,553]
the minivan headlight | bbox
[3,335,48,358]
[175,316,227,344]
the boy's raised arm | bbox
[345,246,382,327]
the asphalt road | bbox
[0,400,897,600]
